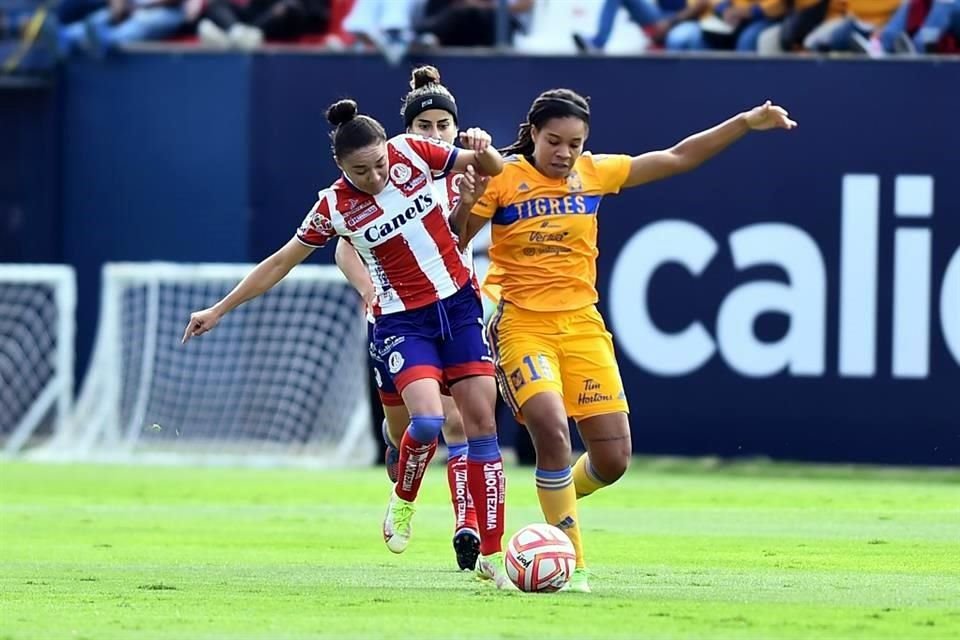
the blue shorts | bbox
[368,321,404,407]
[372,284,495,395]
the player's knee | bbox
[464,413,497,438]
[592,452,630,485]
[408,415,445,443]
[591,435,631,484]
[528,419,572,464]
[456,398,496,438]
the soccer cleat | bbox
[382,420,399,483]
[384,444,399,483]
[563,567,592,593]
[452,528,481,571]
[382,489,415,553]
[476,552,517,591]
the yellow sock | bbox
[535,467,586,569]
[572,453,609,499]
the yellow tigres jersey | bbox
[472,152,631,312]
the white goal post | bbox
[48,262,374,467]
[0,264,76,455]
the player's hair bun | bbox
[410,66,441,90]
[326,99,359,127]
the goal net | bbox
[0,264,75,455]
[51,262,373,467]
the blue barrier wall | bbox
[0,78,59,262]
[59,55,252,374]
[36,52,960,464]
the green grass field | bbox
[1,459,958,639]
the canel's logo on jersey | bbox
[390,163,412,185]
[609,174,960,380]
[363,192,435,242]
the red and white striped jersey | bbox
[297,134,472,316]
[360,170,476,324]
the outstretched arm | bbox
[182,236,315,343]
[622,101,797,189]
[335,237,376,306]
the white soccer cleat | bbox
[382,489,415,553]
[477,552,518,591]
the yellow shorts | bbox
[487,302,629,422]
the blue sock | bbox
[407,415,444,444]
[535,466,573,490]
[447,442,468,460]
[466,434,500,462]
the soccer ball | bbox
[505,523,577,592]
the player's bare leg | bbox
[383,379,444,554]
[441,395,480,570]
[573,412,631,498]
[521,391,591,592]
[557,411,630,592]
[450,375,512,589]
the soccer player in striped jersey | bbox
[183,98,515,589]
[333,65,489,572]
[455,90,796,592]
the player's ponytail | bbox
[401,66,458,129]
[500,122,535,158]
[500,89,591,159]
[410,65,441,90]
[326,98,387,159]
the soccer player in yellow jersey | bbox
[454,89,796,592]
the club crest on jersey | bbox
[509,368,525,391]
[390,163,413,185]
[388,351,405,374]
[311,213,333,234]
[566,171,583,193]
[450,174,463,195]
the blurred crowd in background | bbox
[1,0,958,71]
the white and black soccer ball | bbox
[505,523,577,592]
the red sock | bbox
[447,453,478,533]
[395,431,437,502]
[467,457,505,555]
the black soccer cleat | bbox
[453,528,481,571]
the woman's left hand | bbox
[745,101,798,131]
[459,127,492,153]
[457,164,490,209]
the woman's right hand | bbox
[182,307,222,344]
[359,284,377,308]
